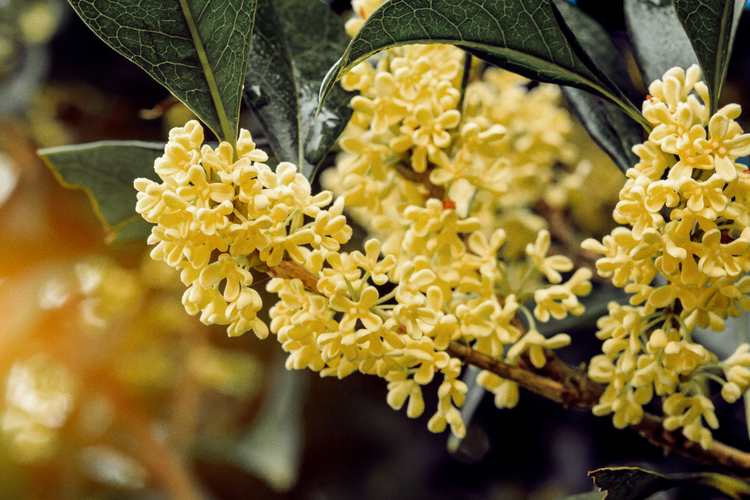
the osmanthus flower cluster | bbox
[328,18,590,262]
[135,116,594,438]
[135,121,351,338]
[583,65,750,449]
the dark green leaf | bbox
[563,88,642,174]
[624,0,699,86]
[551,0,640,103]
[672,0,737,114]
[67,0,257,144]
[550,0,644,172]
[39,141,163,242]
[320,0,647,128]
[244,0,353,180]
[590,466,750,500]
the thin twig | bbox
[264,258,750,476]
[446,342,750,477]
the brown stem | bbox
[266,258,750,476]
[267,260,320,295]
[446,343,603,408]
[447,342,750,477]
[393,162,446,200]
[634,413,750,476]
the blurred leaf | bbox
[551,0,644,172]
[244,0,353,180]
[624,0,699,86]
[187,345,262,397]
[672,0,739,114]
[557,492,607,500]
[320,0,647,127]
[590,466,750,500]
[67,0,257,143]
[39,141,162,242]
[196,353,308,492]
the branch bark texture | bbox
[267,258,750,477]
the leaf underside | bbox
[68,0,256,142]
[40,142,164,242]
[624,0,699,86]
[244,0,353,180]
[552,0,644,172]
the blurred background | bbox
[1,1,750,499]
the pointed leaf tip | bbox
[68,0,257,143]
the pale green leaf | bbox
[39,141,163,242]
[319,0,647,128]
[244,0,353,180]
[590,466,750,500]
[67,0,257,145]
[624,0,699,86]
[673,0,738,114]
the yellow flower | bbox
[697,109,750,182]
[663,393,719,449]
[386,372,425,418]
[329,286,383,333]
[525,229,573,284]
[506,330,570,369]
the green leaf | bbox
[67,0,257,145]
[550,0,644,172]
[39,141,163,242]
[319,0,648,128]
[551,0,640,103]
[244,0,353,180]
[563,88,641,174]
[590,466,750,500]
[672,0,737,115]
[623,0,699,86]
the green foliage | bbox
[590,466,750,500]
[39,141,163,241]
[244,0,353,180]
[552,0,643,173]
[319,0,646,128]
[67,0,257,145]
[672,0,742,114]
[196,355,307,493]
[45,0,354,242]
